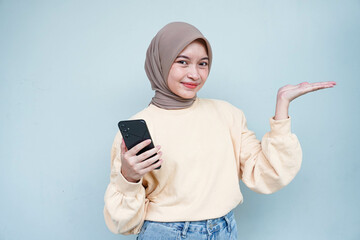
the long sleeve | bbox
[102,98,302,227]
[103,132,148,235]
[234,110,302,194]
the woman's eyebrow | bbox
[176,55,209,60]
[176,55,190,60]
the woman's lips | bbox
[182,82,198,89]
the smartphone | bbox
[118,119,161,170]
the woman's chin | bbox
[178,87,202,99]
[177,92,197,99]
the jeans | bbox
[137,211,238,240]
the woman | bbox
[104,22,336,239]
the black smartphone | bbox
[118,119,161,170]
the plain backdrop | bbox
[1,0,359,239]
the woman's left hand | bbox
[277,81,336,103]
[274,81,336,120]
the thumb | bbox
[121,138,128,153]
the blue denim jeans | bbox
[137,211,238,240]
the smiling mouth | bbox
[182,82,198,89]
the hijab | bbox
[144,22,213,109]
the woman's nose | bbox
[187,66,200,80]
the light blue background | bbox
[1,0,359,239]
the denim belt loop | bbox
[206,219,212,236]
[181,221,190,238]
[224,215,231,232]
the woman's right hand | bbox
[120,139,163,183]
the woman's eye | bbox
[177,60,187,65]
[199,62,208,66]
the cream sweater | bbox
[104,98,302,235]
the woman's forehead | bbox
[177,40,208,57]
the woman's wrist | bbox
[121,167,140,183]
[274,96,290,120]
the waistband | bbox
[143,211,234,237]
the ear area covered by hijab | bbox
[145,22,213,110]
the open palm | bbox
[274,81,336,120]
[277,81,337,103]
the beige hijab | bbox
[145,22,212,109]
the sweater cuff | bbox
[112,172,143,197]
[269,116,292,137]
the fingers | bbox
[137,151,163,170]
[277,81,336,103]
[302,81,336,88]
[136,145,161,162]
[126,150,163,177]
[142,158,163,173]
[127,139,152,156]
[301,81,336,93]
[312,81,336,85]
[120,139,163,182]
[142,154,163,174]
[121,138,127,154]
[280,81,336,93]
[123,139,162,165]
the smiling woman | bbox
[167,39,209,99]
[103,22,336,240]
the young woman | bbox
[104,22,336,239]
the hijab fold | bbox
[145,22,212,109]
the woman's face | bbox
[167,40,209,99]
